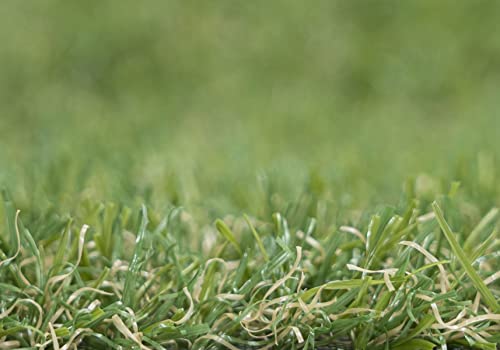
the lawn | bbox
[0,2,499,349]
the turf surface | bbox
[0,1,499,349]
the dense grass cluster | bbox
[1,171,499,349]
[1,1,500,349]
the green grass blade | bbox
[243,214,269,261]
[392,314,435,346]
[52,219,72,275]
[432,201,499,312]
[21,227,44,287]
[215,219,242,255]
[463,207,498,254]
[123,205,149,307]
[391,338,436,350]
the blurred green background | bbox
[1,1,499,217]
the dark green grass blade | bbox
[432,201,499,312]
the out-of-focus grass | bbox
[0,2,499,349]
[1,1,499,212]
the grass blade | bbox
[432,201,499,312]
[463,207,498,254]
[243,214,269,261]
[123,205,150,308]
[215,219,242,255]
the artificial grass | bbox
[0,177,498,349]
[1,2,500,349]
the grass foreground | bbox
[0,176,499,350]
[1,2,500,349]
